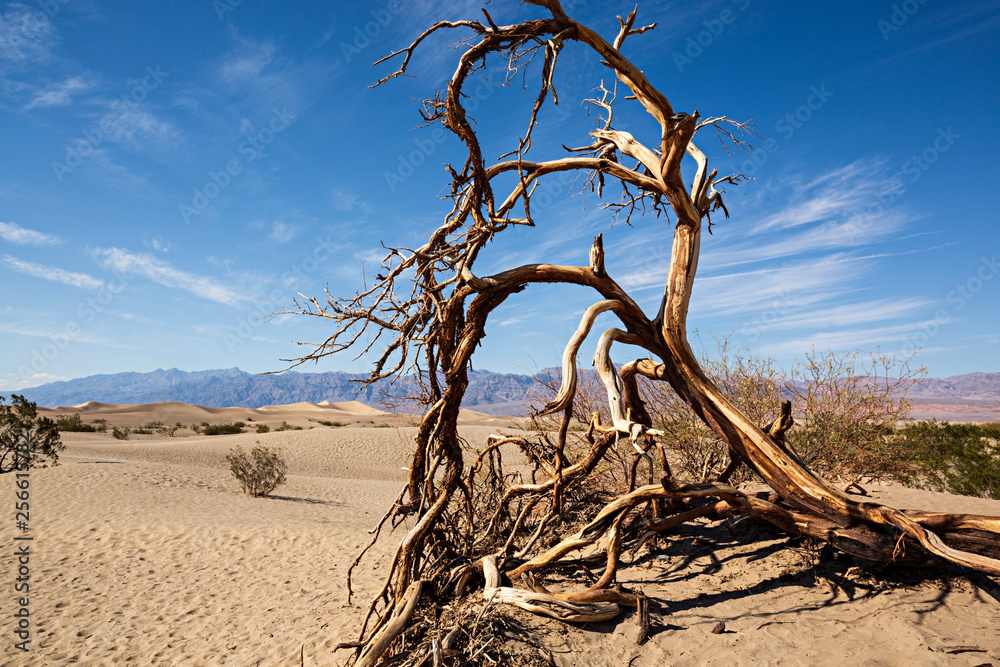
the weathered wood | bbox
[354,580,428,667]
[482,555,620,622]
[282,1,1000,658]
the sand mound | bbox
[68,401,118,411]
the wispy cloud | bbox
[218,37,277,86]
[209,28,335,119]
[690,254,871,317]
[0,221,61,245]
[92,247,247,305]
[268,220,300,243]
[751,297,931,331]
[330,187,372,215]
[0,372,66,391]
[0,318,108,344]
[23,75,92,110]
[705,209,910,270]
[103,105,179,151]
[757,322,935,357]
[751,159,892,234]
[2,254,103,289]
[214,32,300,112]
[876,1,1000,64]
[67,148,164,199]
[143,235,171,253]
[0,4,55,66]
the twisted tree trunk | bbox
[283,2,1000,663]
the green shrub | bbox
[896,421,1000,499]
[0,394,64,472]
[91,418,108,432]
[274,421,302,432]
[156,423,179,437]
[55,414,96,432]
[256,424,270,433]
[226,443,287,497]
[112,426,131,440]
[202,422,245,436]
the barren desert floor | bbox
[2,401,999,666]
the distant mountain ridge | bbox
[906,372,1000,401]
[15,367,999,415]
[17,367,542,415]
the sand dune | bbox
[3,401,999,665]
[39,400,513,431]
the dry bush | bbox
[531,342,924,486]
[226,443,287,497]
[531,340,783,485]
[786,348,923,483]
[640,339,785,483]
[528,370,634,496]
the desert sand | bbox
[2,401,999,666]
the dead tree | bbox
[281,2,1000,663]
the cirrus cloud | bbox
[92,247,247,306]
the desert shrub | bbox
[112,426,131,440]
[532,342,924,487]
[896,421,1000,499]
[318,420,345,427]
[133,421,165,435]
[226,443,287,497]
[274,421,302,431]
[91,418,108,432]
[784,348,922,482]
[56,413,96,432]
[533,339,786,487]
[256,424,270,433]
[202,422,245,436]
[0,395,64,473]
[642,340,786,483]
[155,423,179,437]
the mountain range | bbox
[13,367,1000,416]
[15,367,542,415]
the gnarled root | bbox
[354,580,429,667]
[482,555,621,622]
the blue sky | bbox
[1,0,998,391]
